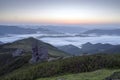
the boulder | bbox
[12,49,24,57]
[30,42,48,63]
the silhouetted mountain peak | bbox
[0,41,3,44]
[82,42,92,47]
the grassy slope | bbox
[1,54,120,80]
[37,69,120,80]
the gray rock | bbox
[30,42,48,63]
[12,49,24,57]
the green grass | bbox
[37,69,120,80]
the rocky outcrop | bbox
[30,42,48,63]
[12,49,24,57]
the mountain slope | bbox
[37,69,120,80]
[1,54,120,80]
[57,44,82,55]
[106,71,120,80]
[57,42,120,55]
[103,45,120,54]
[81,42,120,54]
[0,37,69,57]
[80,42,114,54]
[0,37,69,77]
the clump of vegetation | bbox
[0,53,31,76]
[106,71,120,80]
[0,54,120,80]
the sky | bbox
[0,0,120,25]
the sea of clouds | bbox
[0,34,120,47]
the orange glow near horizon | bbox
[0,17,119,25]
[0,0,120,25]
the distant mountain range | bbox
[58,42,120,55]
[0,25,59,35]
[0,41,3,45]
[83,29,120,36]
[23,25,87,33]
[57,44,81,56]
[1,25,120,36]
[40,26,87,33]
[80,42,118,54]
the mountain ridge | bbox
[0,25,58,35]
[58,43,120,55]
[83,29,120,35]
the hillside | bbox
[81,42,120,54]
[57,44,82,56]
[0,37,69,77]
[37,69,120,80]
[0,38,120,80]
[106,71,120,80]
[1,54,120,80]
[57,42,120,55]
[80,42,114,54]
[0,37,68,57]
